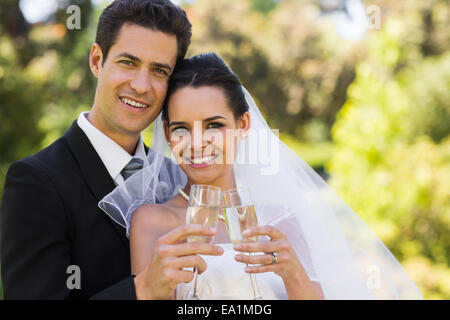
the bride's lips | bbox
[184,154,219,168]
[119,96,151,113]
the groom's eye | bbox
[118,60,134,66]
[154,68,169,76]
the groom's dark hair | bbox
[162,52,249,121]
[95,0,192,65]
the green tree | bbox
[186,0,360,141]
[328,9,450,299]
[0,0,96,196]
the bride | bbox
[99,52,423,300]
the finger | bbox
[172,269,196,284]
[173,255,207,274]
[243,225,285,240]
[233,240,286,253]
[235,253,273,265]
[244,264,278,274]
[158,224,217,245]
[159,242,224,257]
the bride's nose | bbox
[189,134,210,154]
[188,125,212,155]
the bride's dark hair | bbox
[162,52,249,121]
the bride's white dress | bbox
[175,243,288,300]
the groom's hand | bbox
[134,224,224,300]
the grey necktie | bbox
[121,158,144,181]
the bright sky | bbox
[19,0,59,24]
[19,0,185,24]
[18,0,367,40]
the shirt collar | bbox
[77,111,146,182]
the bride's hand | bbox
[233,225,303,280]
[233,225,320,299]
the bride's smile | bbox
[186,154,219,167]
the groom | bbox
[1,0,191,299]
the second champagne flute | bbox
[185,184,222,300]
[223,187,263,300]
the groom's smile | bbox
[119,95,151,112]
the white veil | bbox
[98,86,423,300]
[98,118,187,237]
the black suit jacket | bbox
[1,121,137,299]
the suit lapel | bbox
[64,121,129,246]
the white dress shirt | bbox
[77,111,147,186]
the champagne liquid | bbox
[225,204,263,299]
[224,205,259,243]
[186,206,220,243]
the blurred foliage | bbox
[0,0,449,299]
[186,0,359,141]
[0,0,96,197]
[328,0,450,299]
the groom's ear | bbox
[89,43,103,78]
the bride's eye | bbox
[207,122,224,129]
[171,127,190,136]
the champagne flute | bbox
[223,187,263,300]
[185,184,222,300]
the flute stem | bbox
[189,267,200,300]
[247,254,263,300]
